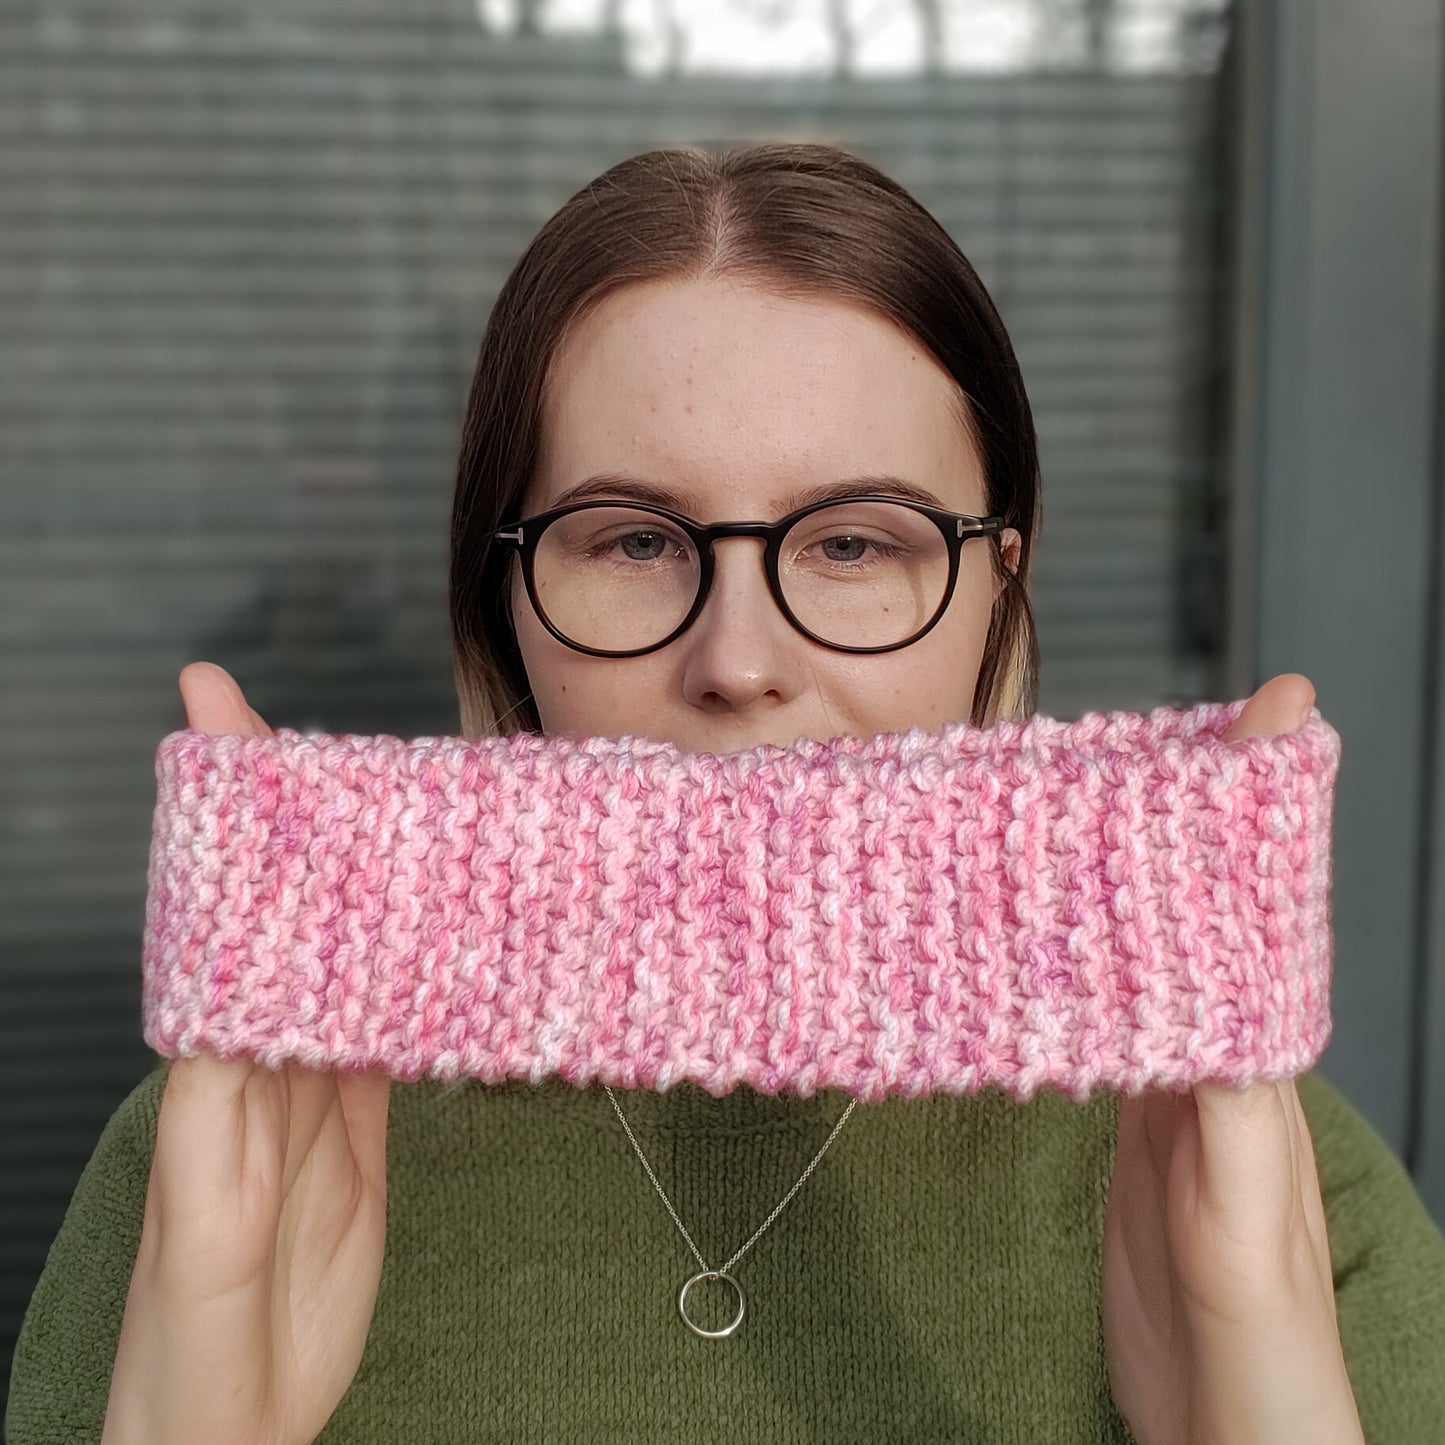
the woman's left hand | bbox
[1100,673,1366,1445]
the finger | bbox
[178,661,273,739]
[1222,673,1316,745]
[1141,1089,1188,1179]
[150,1052,277,1241]
[337,1069,392,1182]
[1286,1081,1338,1305]
[1190,1078,1298,1245]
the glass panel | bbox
[4,0,1239,1386]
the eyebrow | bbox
[546,472,958,518]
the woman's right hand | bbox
[102,662,393,1445]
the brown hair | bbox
[449,141,1040,739]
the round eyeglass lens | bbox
[531,501,951,653]
[533,506,700,652]
[779,500,950,648]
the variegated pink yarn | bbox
[140,697,1341,1104]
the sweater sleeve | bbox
[5,1061,170,1445]
[1295,1067,1445,1444]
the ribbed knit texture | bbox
[140,697,1341,1102]
[10,1063,1445,1443]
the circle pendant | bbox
[678,1269,745,1338]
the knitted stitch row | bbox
[140,697,1341,1103]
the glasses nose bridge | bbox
[693,517,781,592]
[686,519,788,633]
[697,518,779,548]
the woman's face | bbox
[510,275,1022,754]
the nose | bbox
[678,535,802,712]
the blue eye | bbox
[616,531,671,561]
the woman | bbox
[10,142,1445,1445]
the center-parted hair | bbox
[449,141,1042,739]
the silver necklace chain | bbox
[603,1081,859,1339]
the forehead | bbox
[532,276,984,520]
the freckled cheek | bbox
[895,614,988,722]
[816,655,911,731]
[556,660,665,736]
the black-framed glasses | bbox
[492,494,1007,658]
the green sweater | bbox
[8,1062,1445,1443]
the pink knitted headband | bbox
[140,698,1341,1104]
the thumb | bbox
[178,660,274,739]
[1222,672,1316,744]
